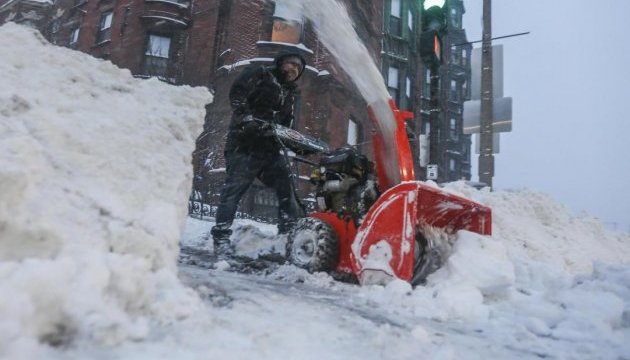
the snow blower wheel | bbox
[410,230,443,286]
[287,218,339,273]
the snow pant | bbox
[211,151,303,243]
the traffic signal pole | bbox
[420,0,446,182]
[428,63,441,181]
[479,0,494,188]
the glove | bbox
[241,115,274,136]
[241,116,259,135]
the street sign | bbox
[463,97,513,134]
[470,45,504,100]
[427,164,438,180]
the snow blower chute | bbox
[286,99,491,286]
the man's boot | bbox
[211,227,233,259]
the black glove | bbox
[241,116,259,135]
[241,115,274,136]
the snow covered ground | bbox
[1,21,630,360]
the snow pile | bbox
[347,184,630,357]
[0,23,212,357]
[442,182,630,274]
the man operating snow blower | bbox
[210,53,307,258]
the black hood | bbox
[273,52,307,83]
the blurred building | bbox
[418,0,473,182]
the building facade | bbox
[418,0,473,182]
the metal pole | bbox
[429,63,441,181]
[479,0,494,188]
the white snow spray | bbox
[277,0,401,184]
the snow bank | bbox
[346,183,630,357]
[442,182,630,274]
[0,23,212,357]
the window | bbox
[272,2,304,44]
[389,0,401,36]
[450,79,458,100]
[69,27,80,45]
[404,76,412,110]
[407,9,413,31]
[449,158,456,172]
[387,66,399,104]
[347,119,358,146]
[144,34,172,78]
[451,7,460,27]
[450,117,458,140]
[451,47,460,65]
[146,34,171,58]
[96,11,113,44]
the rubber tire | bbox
[410,231,443,286]
[286,217,339,273]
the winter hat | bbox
[281,55,304,70]
[273,53,307,82]
[275,53,306,71]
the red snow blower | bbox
[285,100,492,286]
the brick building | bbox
[417,0,473,182]
[0,0,473,219]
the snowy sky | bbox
[462,0,630,233]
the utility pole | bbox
[479,0,494,188]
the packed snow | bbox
[0,23,212,359]
[2,19,630,360]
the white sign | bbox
[419,134,429,167]
[463,97,513,134]
[427,164,438,180]
[471,45,504,100]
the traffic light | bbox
[420,0,447,67]
[420,30,442,65]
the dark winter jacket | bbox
[225,55,306,155]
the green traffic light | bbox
[423,0,445,10]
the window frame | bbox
[95,11,113,44]
[389,0,402,37]
[387,66,400,104]
[143,33,173,78]
[69,26,80,45]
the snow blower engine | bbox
[309,146,379,223]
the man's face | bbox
[281,62,300,82]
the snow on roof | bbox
[140,14,188,27]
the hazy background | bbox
[462,0,630,233]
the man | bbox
[211,53,307,257]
